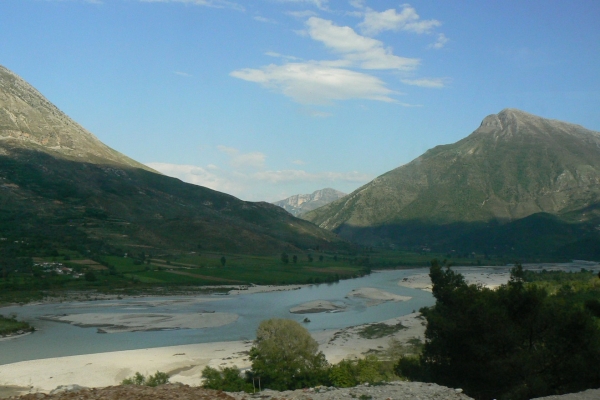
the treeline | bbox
[397,261,600,400]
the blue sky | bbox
[1,0,599,201]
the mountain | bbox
[273,188,346,217]
[0,65,346,254]
[304,109,600,259]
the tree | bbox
[292,255,297,264]
[398,260,600,400]
[307,254,313,263]
[281,252,289,264]
[220,256,226,266]
[319,255,324,262]
[84,270,96,282]
[249,318,328,390]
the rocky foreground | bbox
[7,382,600,400]
[8,382,470,400]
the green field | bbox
[0,242,510,306]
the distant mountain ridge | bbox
[304,109,600,259]
[0,64,346,254]
[273,188,346,217]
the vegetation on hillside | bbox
[396,261,600,400]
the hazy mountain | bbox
[273,188,346,217]
[0,65,346,254]
[304,109,600,259]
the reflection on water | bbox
[0,269,434,365]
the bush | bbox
[202,366,253,392]
[249,318,329,390]
[329,356,396,387]
[121,371,169,387]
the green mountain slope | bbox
[0,65,345,255]
[304,109,600,258]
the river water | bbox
[0,269,434,365]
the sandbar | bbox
[40,312,238,333]
[346,287,411,306]
[289,300,346,314]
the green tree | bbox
[84,270,96,282]
[249,319,329,390]
[220,256,226,266]
[292,255,297,264]
[281,252,289,264]
[398,260,600,400]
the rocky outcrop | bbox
[273,188,346,217]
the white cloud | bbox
[401,77,450,88]
[359,5,441,36]
[306,17,420,71]
[254,16,277,24]
[174,71,193,77]
[286,10,318,18]
[231,62,396,104]
[292,159,306,165]
[146,162,241,195]
[217,145,266,168]
[265,51,301,61]
[349,0,365,9]
[146,162,373,201]
[277,0,329,11]
[429,33,449,49]
[138,0,244,11]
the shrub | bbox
[201,366,253,392]
[121,371,169,387]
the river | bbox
[0,269,434,365]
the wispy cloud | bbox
[276,0,329,11]
[231,62,396,104]
[138,0,244,11]
[254,16,278,24]
[349,0,365,9]
[429,33,449,49]
[146,162,373,201]
[174,71,193,77]
[265,51,301,61]
[401,77,450,88]
[286,10,318,18]
[306,17,420,71]
[217,145,266,168]
[358,5,441,36]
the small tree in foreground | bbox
[249,318,329,390]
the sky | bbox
[1,0,599,202]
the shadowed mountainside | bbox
[0,64,346,254]
[304,109,600,258]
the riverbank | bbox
[0,311,425,396]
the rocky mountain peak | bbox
[0,64,153,171]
